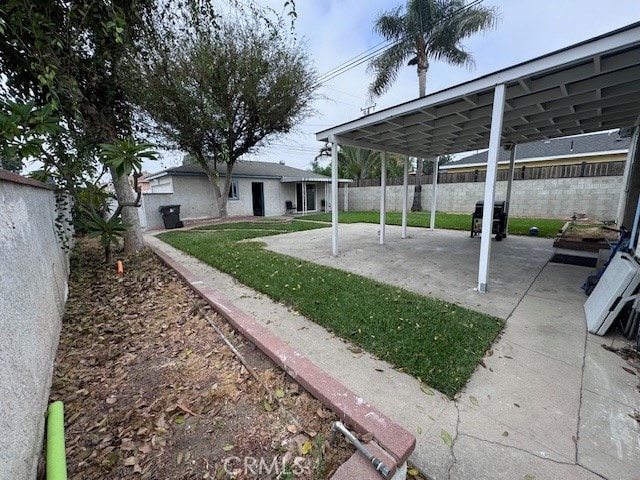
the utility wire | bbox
[312,0,484,88]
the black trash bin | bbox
[159,205,184,229]
[470,200,507,241]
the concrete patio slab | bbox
[257,223,556,319]
[459,336,582,463]
[501,296,586,368]
[578,390,640,480]
[146,223,640,480]
[450,434,605,480]
[583,340,639,407]
[411,403,458,480]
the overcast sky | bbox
[156,0,640,172]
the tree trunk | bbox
[202,163,234,219]
[110,166,145,253]
[411,47,429,212]
[218,164,234,219]
[204,170,225,218]
[411,158,424,212]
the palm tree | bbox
[314,143,380,186]
[341,146,380,186]
[368,0,497,210]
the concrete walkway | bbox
[146,224,640,480]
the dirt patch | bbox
[48,239,353,479]
[553,222,621,252]
[560,223,620,241]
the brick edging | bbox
[150,245,416,468]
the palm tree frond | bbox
[374,7,406,40]
[369,0,498,97]
[367,41,415,98]
[427,2,497,68]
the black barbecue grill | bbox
[470,200,507,241]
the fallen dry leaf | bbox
[440,429,453,447]
[47,239,354,480]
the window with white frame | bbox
[228,180,239,200]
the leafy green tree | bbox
[137,16,316,218]
[0,100,62,172]
[370,152,406,179]
[368,0,497,210]
[0,1,165,251]
[310,157,332,177]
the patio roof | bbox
[316,21,640,158]
[316,21,640,294]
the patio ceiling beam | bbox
[567,64,640,95]
[331,136,422,160]
[361,123,400,135]
[594,55,602,74]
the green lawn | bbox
[159,220,503,397]
[301,211,565,237]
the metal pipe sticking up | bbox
[331,421,391,478]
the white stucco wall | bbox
[141,174,330,228]
[340,176,623,220]
[0,171,71,480]
[142,175,220,229]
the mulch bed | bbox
[47,239,353,479]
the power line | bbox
[312,0,485,88]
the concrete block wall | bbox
[340,176,623,220]
[0,169,71,479]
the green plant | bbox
[77,210,130,263]
[99,138,157,177]
[0,100,62,172]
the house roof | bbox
[447,131,631,169]
[316,22,640,158]
[146,160,350,183]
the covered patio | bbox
[316,21,640,294]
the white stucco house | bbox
[139,160,351,230]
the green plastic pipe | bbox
[46,401,67,480]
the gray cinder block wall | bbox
[0,170,71,479]
[340,176,622,220]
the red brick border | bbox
[151,246,415,470]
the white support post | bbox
[302,181,307,215]
[344,182,349,212]
[617,127,639,226]
[401,155,409,239]
[478,83,506,294]
[430,157,438,230]
[505,144,517,236]
[330,136,339,256]
[380,151,387,245]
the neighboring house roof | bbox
[146,160,351,183]
[446,131,630,169]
